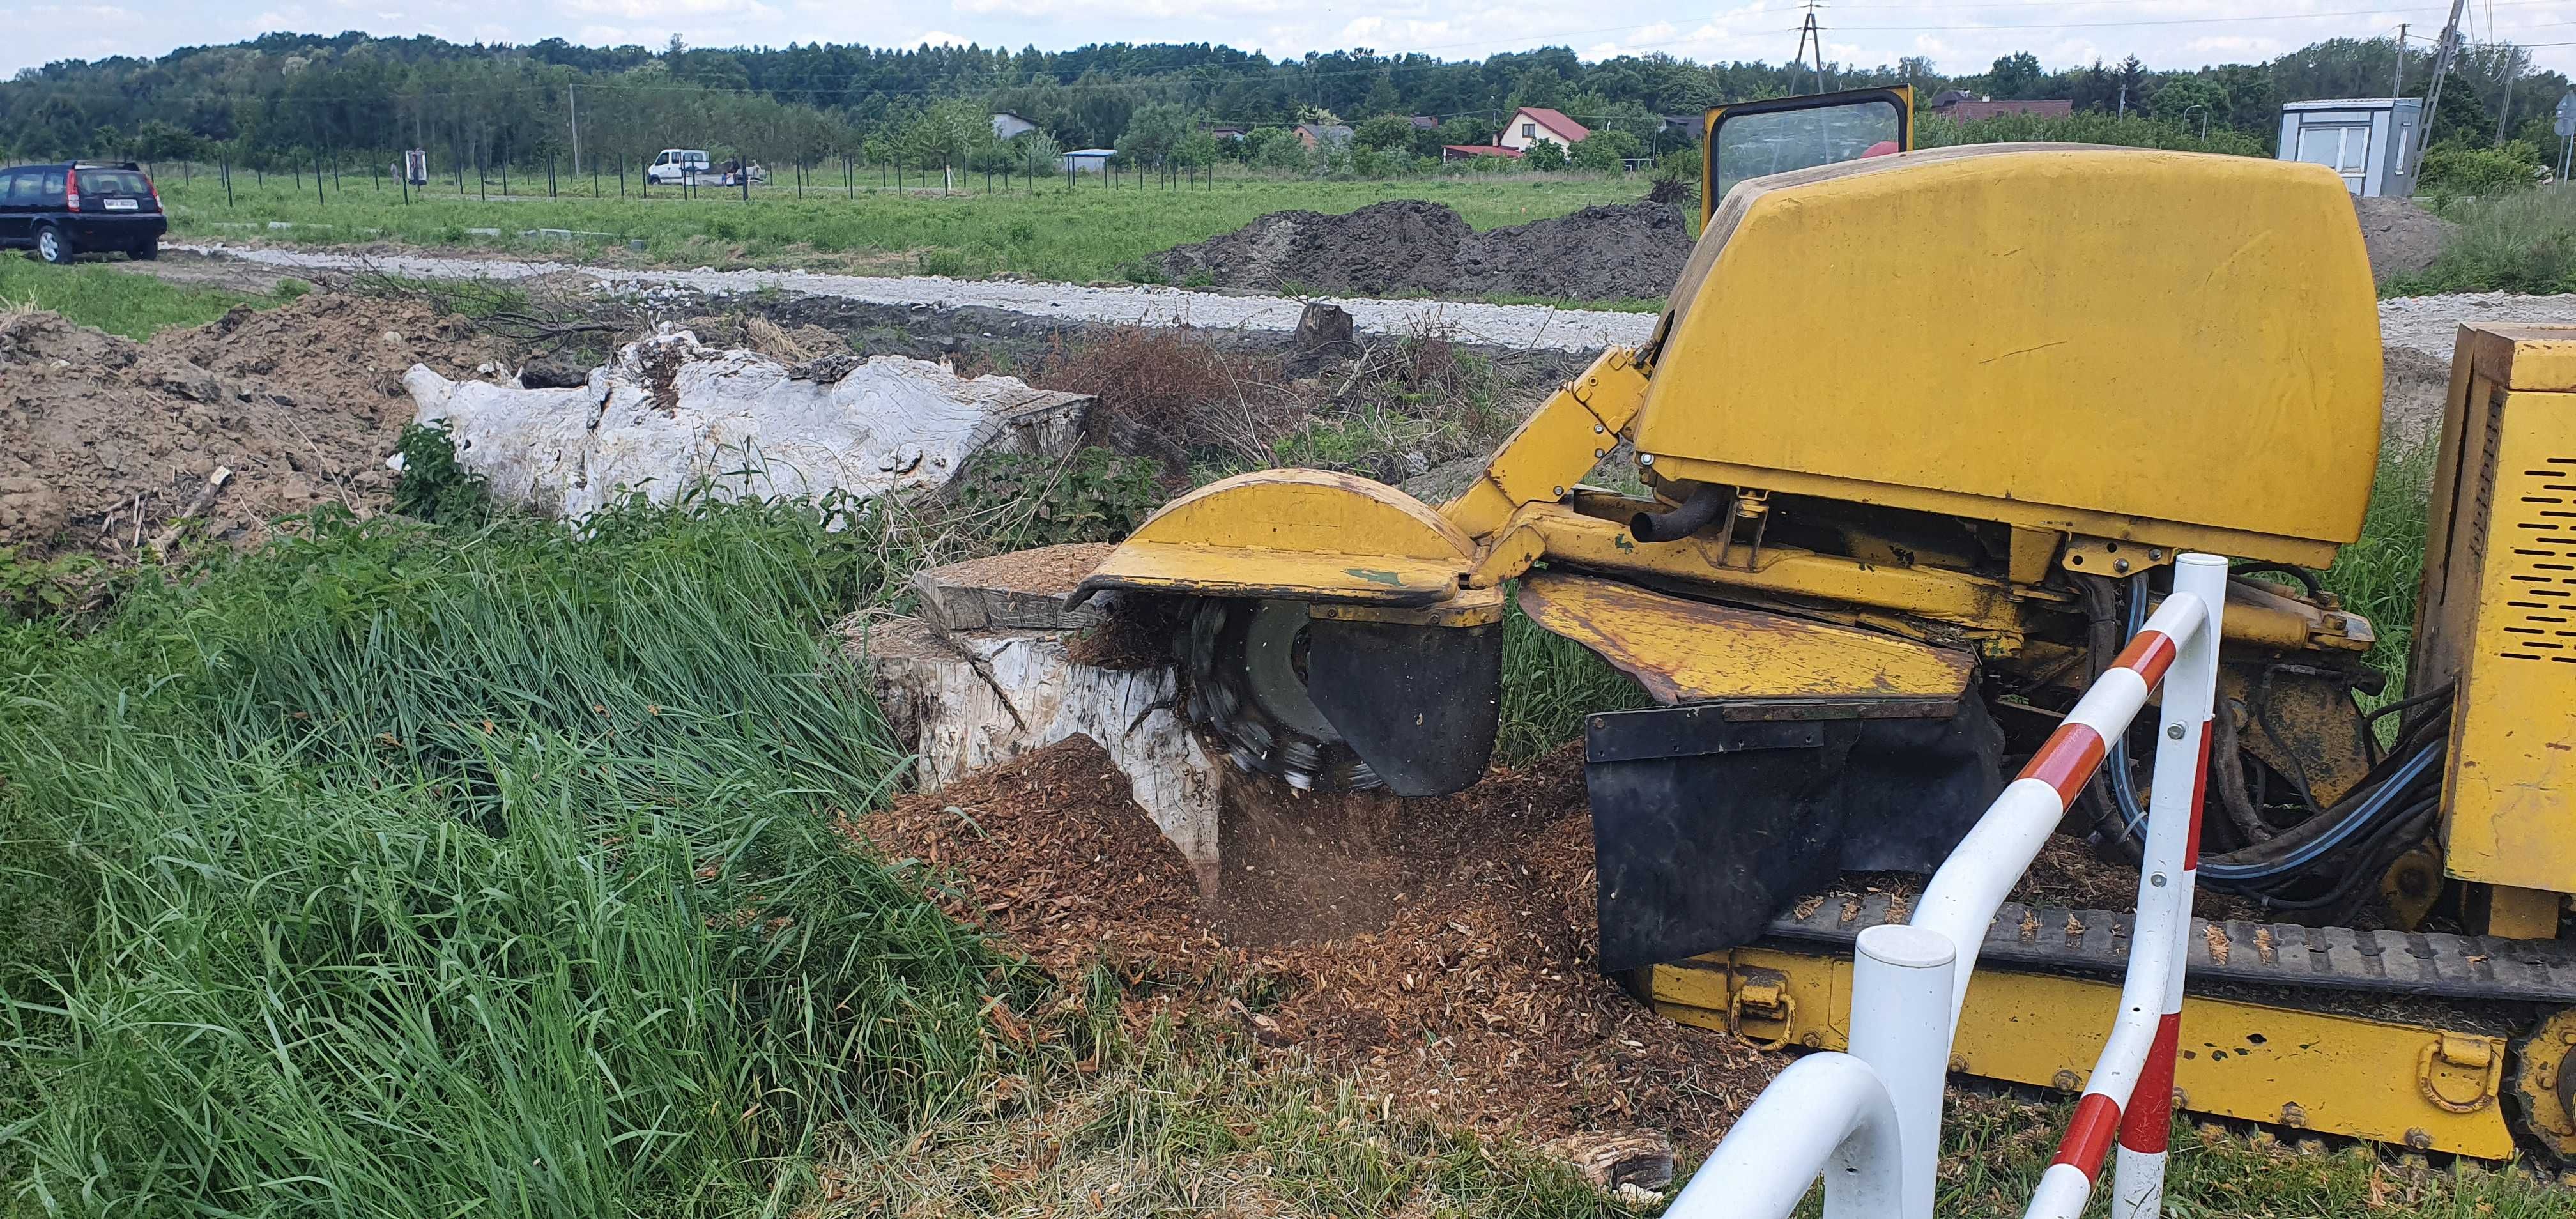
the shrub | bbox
[2418,141,2545,201]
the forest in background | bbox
[0,31,2565,188]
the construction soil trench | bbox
[1157,199,1693,302]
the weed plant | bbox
[2386,185,2576,296]
[0,256,305,339]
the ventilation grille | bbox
[2497,454,2576,664]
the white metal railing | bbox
[1669,552,2229,1219]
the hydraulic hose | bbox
[1630,483,1729,542]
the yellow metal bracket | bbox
[1441,348,1653,539]
[1646,947,2516,1158]
[2061,534,2172,578]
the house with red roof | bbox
[1497,106,1590,153]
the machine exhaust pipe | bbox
[1630,482,1729,542]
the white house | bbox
[1497,107,1590,153]
[992,112,1040,141]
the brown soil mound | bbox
[1158,199,1689,302]
[0,293,496,560]
[1159,200,1476,298]
[2354,194,2457,282]
[1455,203,1694,301]
[857,735,1776,1147]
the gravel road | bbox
[181,242,2576,358]
[174,243,1660,353]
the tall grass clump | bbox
[1494,592,1650,764]
[2321,438,2438,700]
[2384,185,2576,296]
[0,498,1030,1216]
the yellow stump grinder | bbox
[1070,88,2576,1158]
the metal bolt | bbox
[1553,486,1565,497]
[1951,1054,1971,1073]
[1638,453,1655,466]
[1594,449,1606,459]
[2167,723,2186,740]
[2405,1128,2433,1150]
[2150,548,2165,561]
[2280,1101,2309,1128]
[2052,1070,2082,1092]
[2151,873,2168,888]
[2114,558,2131,574]
[1595,423,1606,434]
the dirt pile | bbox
[1158,200,1692,302]
[1453,203,1694,301]
[0,293,496,560]
[2354,194,2457,282]
[856,736,1776,1147]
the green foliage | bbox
[942,447,1167,548]
[1570,128,1644,171]
[1496,592,1650,763]
[1351,113,1417,152]
[2322,438,2436,699]
[1521,138,1570,171]
[0,546,100,621]
[1013,130,1064,179]
[0,498,1018,1214]
[390,420,491,524]
[1115,102,1192,167]
[2385,187,2576,295]
[2417,140,2545,201]
[1915,111,2266,157]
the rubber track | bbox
[1762,893,2576,1003]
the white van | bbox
[647,149,714,185]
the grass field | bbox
[155,169,1655,283]
[2386,185,2576,297]
[1,279,2566,1217]
[0,254,305,338]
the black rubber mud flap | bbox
[1588,697,2002,974]
[1305,618,1502,797]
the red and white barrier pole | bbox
[1913,573,2214,1033]
[2027,555,2227,1219]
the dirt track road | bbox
[177,242,2576,359]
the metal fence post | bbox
[1845,924,1954,1219]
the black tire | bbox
[130,239,158,261]
[34,225,70,265]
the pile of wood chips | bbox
[855,735,1784,1149]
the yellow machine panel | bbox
[1636,147,2382,568]
[2417,325,2576,893]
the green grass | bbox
[157,171,1654,285]
[2321,438,2439,701]
[2384,185,2576,296]
[0,498,1031,1215]
[0,254,303,339]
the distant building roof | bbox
[1063,148,1117,157]
[1935,98,2073,121]
[1442,143,1522,158]
[1295,123,1354,147]
[1407,115,1441,128]
[1930,89,1976,108]
[2282,97,2413,110]
[1513,107,1591,142]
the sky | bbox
[19,0,2576,83]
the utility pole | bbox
[2497,45,2522,146]
[2393,24,2407,96]
[568,84,581,176]
[2117,83,2127,119]
[1794,2,1825,95]
[2416,0,2468,178]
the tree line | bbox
[1,29,2565,188]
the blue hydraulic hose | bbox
[2198,740,2444,883]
